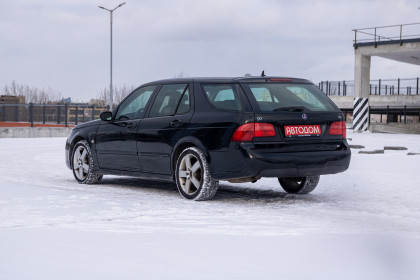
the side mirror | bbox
[100,111,112,121]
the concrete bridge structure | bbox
[354,23,420,100]
[344,23,420,133]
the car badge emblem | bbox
[302,113,308,120]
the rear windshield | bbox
[243,83,336,112]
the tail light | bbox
[232,123,276,142]
[328,121,346,138]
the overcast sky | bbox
[1,0,420,102]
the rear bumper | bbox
[209,143,351,180]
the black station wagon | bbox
[65,76,351,200]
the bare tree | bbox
[95,85,135,106]
[3,81,62,103]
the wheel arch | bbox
[171,137,210,178]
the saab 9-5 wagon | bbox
[65,76,351,200]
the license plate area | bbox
[284,125,321,137]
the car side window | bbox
[202,84,243,111]
[115,86,156,120]
[175,89,190,115]
[148,84,190,118]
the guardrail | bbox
[353,22,420,48]
[319,78,420,96]
[0,103,108,127]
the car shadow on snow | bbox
[99,177,176,193]
[98,177,328,204]
[214,183,329,204]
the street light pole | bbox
[98,2,126,111]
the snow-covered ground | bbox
[1,131,420,280]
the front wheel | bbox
[278,176,320,194]
[175,147,219,201]
[72,140,103,184]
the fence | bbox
[318,81,354,96]
[369,105,420,124]
[319,78,420,96]
[337,105,420,126]
[353,22,420,47]
[0,103,108,127]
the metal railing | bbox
[319,77,420,96]
[339,105,420,124]
[0,103,108,127]
[369,105,420,124]
[318,80,354,96]
[353,23,420,48]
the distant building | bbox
[0,95,25,104]
[0,95,107,124]
[88,99,106,106]
[61,97,72,104]
[0,95,26,122]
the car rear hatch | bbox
[252,111,346,153]
[238,79,347,153]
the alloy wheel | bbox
[73,146,89,181]
[178,153,202,195]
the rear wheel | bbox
[175,147,219,201]
[72,140,103,184]
[278,175,320,194]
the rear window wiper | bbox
[273,106,306,112]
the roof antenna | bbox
[261,70,266,77]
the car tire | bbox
[278,175,320,194]
[175,147,219,201]
[72,140,103,184]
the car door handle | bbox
[170,119,183,128]
[127,122,137,129]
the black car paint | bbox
[66,77,351,182]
